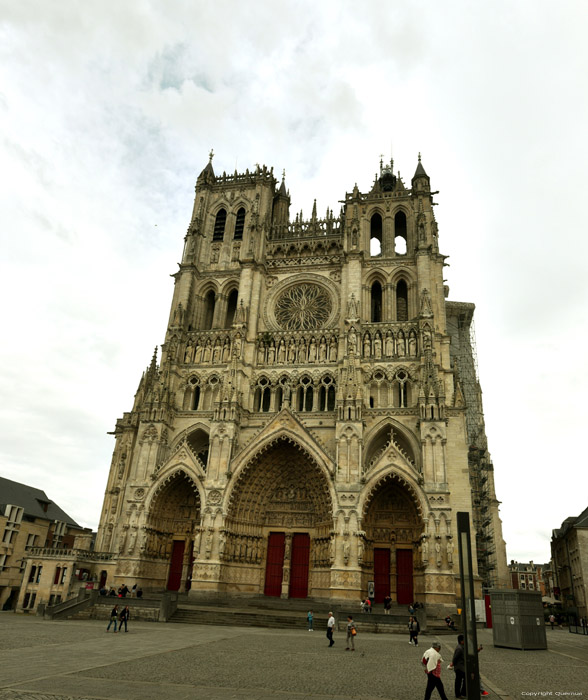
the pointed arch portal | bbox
[362,477,423,604]
[225,437,333,598]
[146,471,201,591]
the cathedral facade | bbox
[95,153,508,612]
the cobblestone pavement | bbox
[0,614,586,700]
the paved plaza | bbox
[0,614,586,700]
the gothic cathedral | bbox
[96,153,508,613]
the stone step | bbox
[169,606,411,633]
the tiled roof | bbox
[0,476,80,527]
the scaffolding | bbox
[448,303,499,589]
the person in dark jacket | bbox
[450,634,466,698]
[119,605,130,632]
[408,615,420,646]
[106,605,118,632]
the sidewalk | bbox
[0,614,586,699]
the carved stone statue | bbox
[446,538,454,565]
[343,537,350,565]
[421,536,429,563]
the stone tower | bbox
[95,152,508,612]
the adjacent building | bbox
[508,560,547,595]
[551,507,588,621]
[89,152,508,614]
[0,476,90,611]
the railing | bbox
[28,547,114,561]
[270,215,343,241]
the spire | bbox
[413,152,428,179]
[199,148,215,178]
[278,169,288,197]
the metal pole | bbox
[457,511,480,699]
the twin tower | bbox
[96,152,508,612]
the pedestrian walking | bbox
[106,605,119,632]
[384,595,392,614]
[422,642,449,700]
[307,610,314,631]
[326,611,335,647]
[549,614,555,630]
[118,605,130,633]
[408,615,420,646]
[449,635,488,698]
[345,615,357,651]
[449,634,466,699]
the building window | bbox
[371,281,382,322]
[394,211,407,254]
[26,533,37,549]
[234,208,245,240]
[28,565,37,583]
[203,290,216,330]
[225,289,239,328]
[35,565,43,583]
[54,566,62,585]
[60,567,67,584]
[297,376,314,412]
[213,209,227,241]
[370,213,382,256]
[396,280,408,321]
[2,528,15,545]
[0,554,7,572]
[254,377,271,412]
[318,375,336,411]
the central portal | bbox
[225,436,333,598]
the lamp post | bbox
[457,512,480,698]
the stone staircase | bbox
[168,596,421,634]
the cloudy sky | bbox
[1,1,587,564]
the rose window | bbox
[275,284,332,330]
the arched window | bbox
[370,213,382,256]
[318,375,336,411]
[202,375,220,410]
[213,209,227,241]
[371,281,382,322]
[396,370,409,408]
[203,290,216,330]
[297,376,314,412]
[225,289,238,328]
[394,211,407,255]
[396,280,408,321]
[234,208,245,240]
[254,377,271,412]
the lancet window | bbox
[371,281,383,322]
[225,289,239,328]
[213,208,227,241]
[396,279,408,321]
[370,213,382,256]
[203,290,216,330]
[394,210,407,254]
[234,207,245,240]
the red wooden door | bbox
[264,532,285,597]
[396,549,413,604]
[167,540,185,591]
[374,548,390,603]
[289,533,310,598]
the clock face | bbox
[274,283,332,331]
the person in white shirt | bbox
[422,642,448,700]
[326,612,335,647]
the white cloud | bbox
[0,0,586,565]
